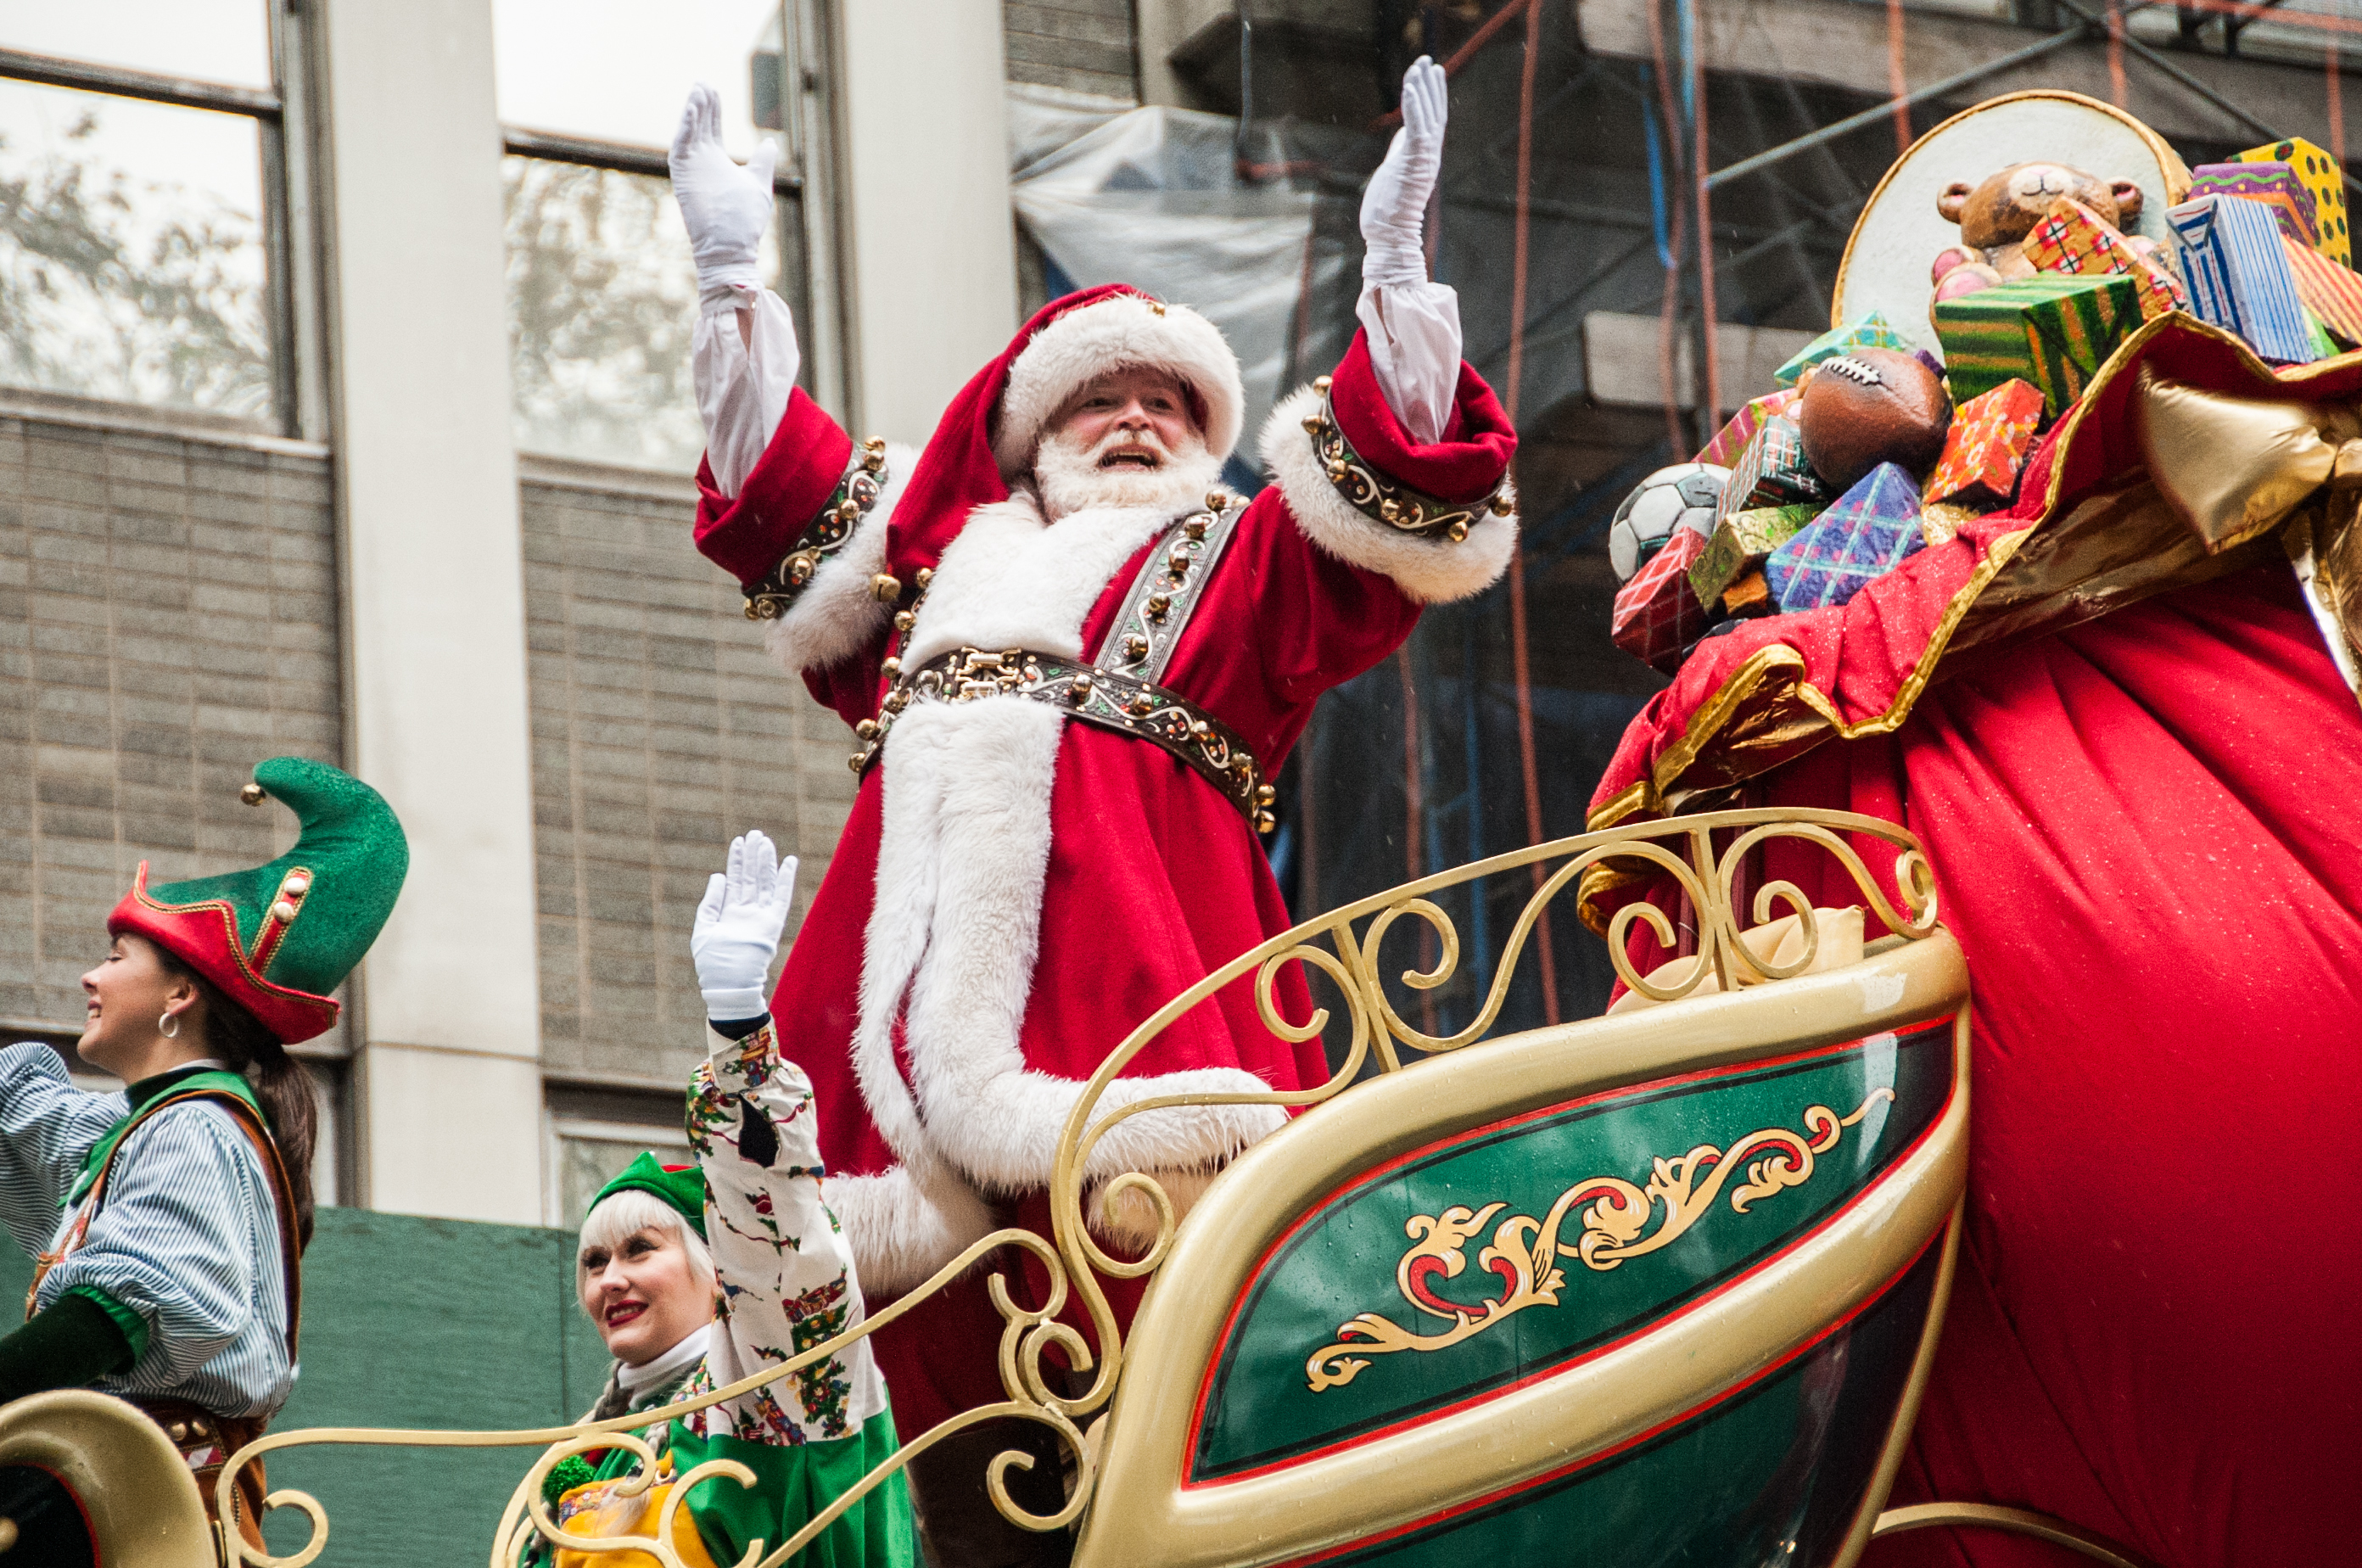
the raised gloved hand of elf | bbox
[691,831,798,1023]
[1361,55,1448,290]
[669,81,778,311]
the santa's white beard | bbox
[1033,424,1224,521]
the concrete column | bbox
[312,0,545,1224]
[834,0,1021,445]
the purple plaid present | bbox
[1766,462,1925,613]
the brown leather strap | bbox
[74,1089,303,1358]
[131,1397,270,1546]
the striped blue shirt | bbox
[0,1044,294,1420]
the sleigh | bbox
[12,804,2133,1568]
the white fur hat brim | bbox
[992,293,1245,477]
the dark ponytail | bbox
[154,951,318,1248]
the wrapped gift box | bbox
[1774,312,1907,388]
[1766,463,1925,613]
[1923,378,2046,507]
[2168,194,2317,365]
[1611,526,1712,673]
[2306,307,2340,361]
[2231,137,2349,267]
[1934,272,2141,412]
[1720,570,1772,619]
[2280,232,2362,346]
[2023,196,2186,321]
[1689,501,1819,608]
[1716,414,1827,521]
[1696,387,1799,467]
[2189,162,2322,251]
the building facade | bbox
[3,0,2351,1227]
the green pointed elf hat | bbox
[108,757,410,1044]
[589,1151,708,1238]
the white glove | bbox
[691,831,798,1022]
[669,82,779,312]
[1360,57,1447,290]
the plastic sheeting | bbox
[1006,88,1358,457]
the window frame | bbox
[0,4,324,438]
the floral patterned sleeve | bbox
[678,1022,895,1447]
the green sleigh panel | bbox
[1074,927,1968,1568]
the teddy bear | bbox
[1928,160,2155,315]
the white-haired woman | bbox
[535,832,915,1567]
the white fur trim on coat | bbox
[823,1160,999,1299]
[1260,385,1517,604]
[903,491,1175,669]
[993,294,1246,477]
[844,490,1287,1206]
[760,441,920,675]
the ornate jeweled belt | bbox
[849,492,1278,832]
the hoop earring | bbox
[159,1011,180,1039]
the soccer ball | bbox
[1609,463,1729,583]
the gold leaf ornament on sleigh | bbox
[1306,1088,1897,1392]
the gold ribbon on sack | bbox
[2133,371,2358,554]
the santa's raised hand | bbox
[669,82,778,310]
[1361,56,1448,289]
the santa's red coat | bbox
[1587,325,2362,1564]
[693,292,1515,1435]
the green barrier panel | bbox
[3,1206,610,1566]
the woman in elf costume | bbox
[538,830,915,1568]
[0,756,408,1545]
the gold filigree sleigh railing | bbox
[210,807,1940,1568]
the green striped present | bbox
[1933,274,2141,415]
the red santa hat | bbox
[987,287,1244,476]
[691,285,1243,622]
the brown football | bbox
[1796,348,1953,494]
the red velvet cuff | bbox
[1326,331,1516,501]
[692,387,856,587]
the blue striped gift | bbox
[2167,194,2317,364]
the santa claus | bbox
[667,61,1514,1560]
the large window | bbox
[494,0,837,473]
[0,3,303,430]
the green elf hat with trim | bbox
[589,1151,708,1238]
[107,757,409,1045]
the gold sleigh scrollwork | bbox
[204,808,1937,1567]
[1305,1088,1898,1394]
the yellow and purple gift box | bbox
[2230,137,2348,267]
[2188,162,2321,253]
[1934,272,2141,414]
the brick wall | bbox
[1005,0,1139,102]
[519,462,858,1091]
[0,410,345,1046]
